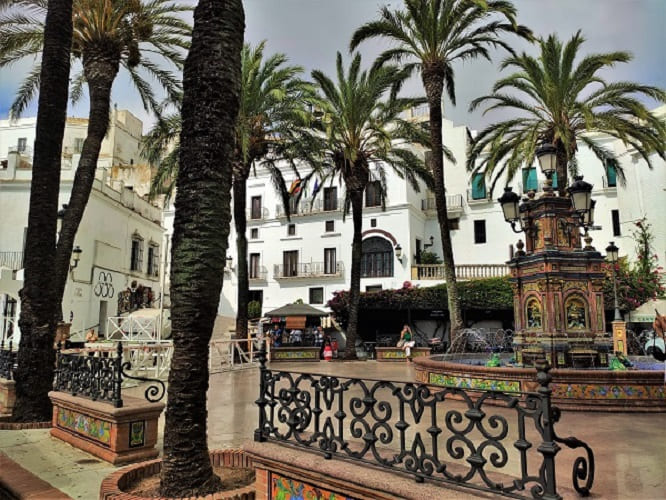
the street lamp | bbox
[567,176,593,215]
[70,245,82,271]
[394,244,403,262]
[536,142,557,189]
[498,187,522,233]
[605,241,622,321]
[225,255,233,271]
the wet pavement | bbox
[0,360,664,499]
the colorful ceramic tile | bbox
[129,420,145,448]
[428,373,520,392]
[271,472,356,500]
[551,383,666,400]
[274,350,317,360]
[57,407,111,445]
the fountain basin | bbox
[413,355,666,412]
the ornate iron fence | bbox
[0,339,17,380]
[254,347,594,499]
[53,342,165,408]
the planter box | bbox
[0,378,15,418]
[48,391,164,465]
[270,347,320,362]
[375,347,431,362]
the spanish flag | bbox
[289,178,302,195]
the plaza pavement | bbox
[0,360,664,499]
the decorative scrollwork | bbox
[120,361,166,403]
[253,349,595,500]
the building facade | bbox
[0,110,166,343]
[218,105,666,323]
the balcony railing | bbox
[421,194,463,212]
[274,261,344,279]
[275,198,344,218]
[246,207,270,221]
[0,251,24,270]
[249,266,268,281]
[8,144,33,157]
[412,263,510,281]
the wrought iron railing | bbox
[0,339,17,380]
[53,342,165,408]
[421,194,463,212]
[254,348,594,499]
[274,261,344,279]
[275,198,345,218]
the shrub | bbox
[248,300,262,319]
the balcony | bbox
[274,261,344,279]
[246,207,270,222]
[275,198,344,218]
[249,266,268,281]
[411,263,509,281]
[421,194,463,218]
[0,251,24,271]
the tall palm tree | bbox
[0,0,191,322]
[12,0,73,423]
[159,0,244,496]
[350,0,531,341]
[310,52,432,358]
[144,42,315,340]
[468,31,666,194]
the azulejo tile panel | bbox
[551,383,666,400]
[273,350,317,360]
[271,472,356,500]
[57,407,111,445]
[428,372,520,392]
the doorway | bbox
[98,300,108,338]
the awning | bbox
[264,303,328,317]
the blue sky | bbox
[1,0,664,132]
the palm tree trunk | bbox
[422,68,464,343]
[53,53,119,320]
[556,146,568,197]
[159,0,244,496]
[344,188,364,359]
[12,0,73,423]
[233,173,249,340]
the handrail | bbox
[274,261,344,279]
[254,346,594,499]
[413,263,510,280]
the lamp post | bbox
[605,241,622,321]
[70,245,82,271]
[394,244,403,263]
[535,142,557,190]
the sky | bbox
[1,0,664,133]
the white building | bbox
[0,109,166,343]
[218,105,666,327]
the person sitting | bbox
[290,328,303,346]
[398,324,416,361]
[313,326,324,347]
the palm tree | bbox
[350,0,531,341]
[468,31,666,194]
[310,52,432,359]
[12,0,73,423]
[0,0,191,322]
[159,0,243,496]
[144,42,315,340]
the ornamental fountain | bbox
[414,143,665,411]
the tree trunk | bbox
[343,188,364,359]
[233,172,249,340]
[422,67,464,343]
[556,145,568,197]
[159,0,244,496]
[53,51,119,320]
[13,0,73,423]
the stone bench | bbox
[270,346,321,362]
[375,347,431,362]
[48,391,164,465]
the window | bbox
[361,237,393,278]
[522,167,538,192]
[17,137,27,152]
[249,253,261,279]
[370,218,377,228]
[449,218,460,230]
[611,210,621,236]
[324,248,336,274]
[130,235,144,272]
[250,228,259,239]
[471,173,486,200]
[365,181,382,207]
[287,224,296,236]
[251,196,262,219]
[366,285,383,293]
[606,160,617,187]
[474,220,486,244]
[323,187,338,211]
[309,287,324,304]
[288,196,299,215]
[282,250,298,277]
[74,138,84,153]
[325,220,335,232]
[147,244,159,277]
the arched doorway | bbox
[361,237,394,278]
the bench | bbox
[375,347,431,362]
